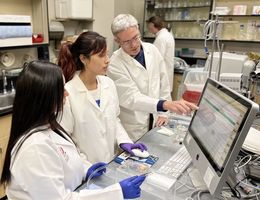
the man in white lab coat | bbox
[147,16,175,91]
[108,14,197,141]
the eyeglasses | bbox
[119,35,141,47]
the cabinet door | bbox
[0,114,12,198]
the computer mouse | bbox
[132,149,150,158]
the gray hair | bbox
[111,14,139,36]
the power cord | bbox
[226,181,241,199]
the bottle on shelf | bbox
[246,20,257,40]
[239,24,246,40]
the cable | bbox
[197,190,210,200]
[203,19,221,55]
[238,179,260,191]
[226,181,241,199]
[235,154,252,170]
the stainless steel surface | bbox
[2,69,7,94]
[78,127,200,200]
[0,91,15,112]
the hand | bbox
[155,116,167,127]
[119,175,146,199]
[120,143,147,156]
[86,162,107,180]
[163,99,198,115]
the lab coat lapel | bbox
[142,43,153,75]
[120,48,146,71]
[74,74,101,112]
[98,76,109,112]
[86,91,101,111]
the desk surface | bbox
[78,126,223,200]
[78,117,260,200]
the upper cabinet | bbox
[143,0,213,39]
[213,0,260,41]
[55,0,93,20]
[0,0,49,48]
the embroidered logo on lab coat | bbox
[57,146,69,161]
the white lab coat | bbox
[60,74,132,163]
[6,126,124,200]
[154,28,175,91]
[107,42,171,141]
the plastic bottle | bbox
[239,24,246,40]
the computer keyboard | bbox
[158,146,192,179]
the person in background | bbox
[108,14,197,141]
[58,31,147,163]
[0,60,146,200]
[147,16,175,92]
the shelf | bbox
[154,5,211,9]
[0,0,49,48]
[175,38,205,40]
[214,15,260,17]
[0,43,48,50]
[179,54,207,59]
[164,19,208,22]
[55,18,94,22]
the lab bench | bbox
[77,114,260,200]
[77,126,218,200]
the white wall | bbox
[92,0,115,55]
[114,0,145,26]
[114,0,145,35]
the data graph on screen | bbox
[190,83,248,170]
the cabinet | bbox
[0,114,12,198]
[0,0,49,48]
[213,0,260,41]
[143,0,213,39]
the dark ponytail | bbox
[58,42,77,82]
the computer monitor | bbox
[183,78,259,197]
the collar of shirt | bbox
[134,46,146,68]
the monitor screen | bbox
[184,78,259,197]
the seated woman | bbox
[0,60,145,200]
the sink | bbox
[0,92,15,111]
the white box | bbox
[55,0,92,19]
[233,5,247,15]
[252,6,260,15]
[0,15,31,23]
[205,52,248,75]
[220,73,242,92]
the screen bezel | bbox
[188,78,253,175]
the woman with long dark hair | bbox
[58,31,147,163]
[0,60,145,200]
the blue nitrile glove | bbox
[119,175,146,199]
[120,143,148,156]
[86,162,107,180]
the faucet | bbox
[2,69,7,94]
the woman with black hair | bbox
[0,60,145,200]
[58,31,148,163]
